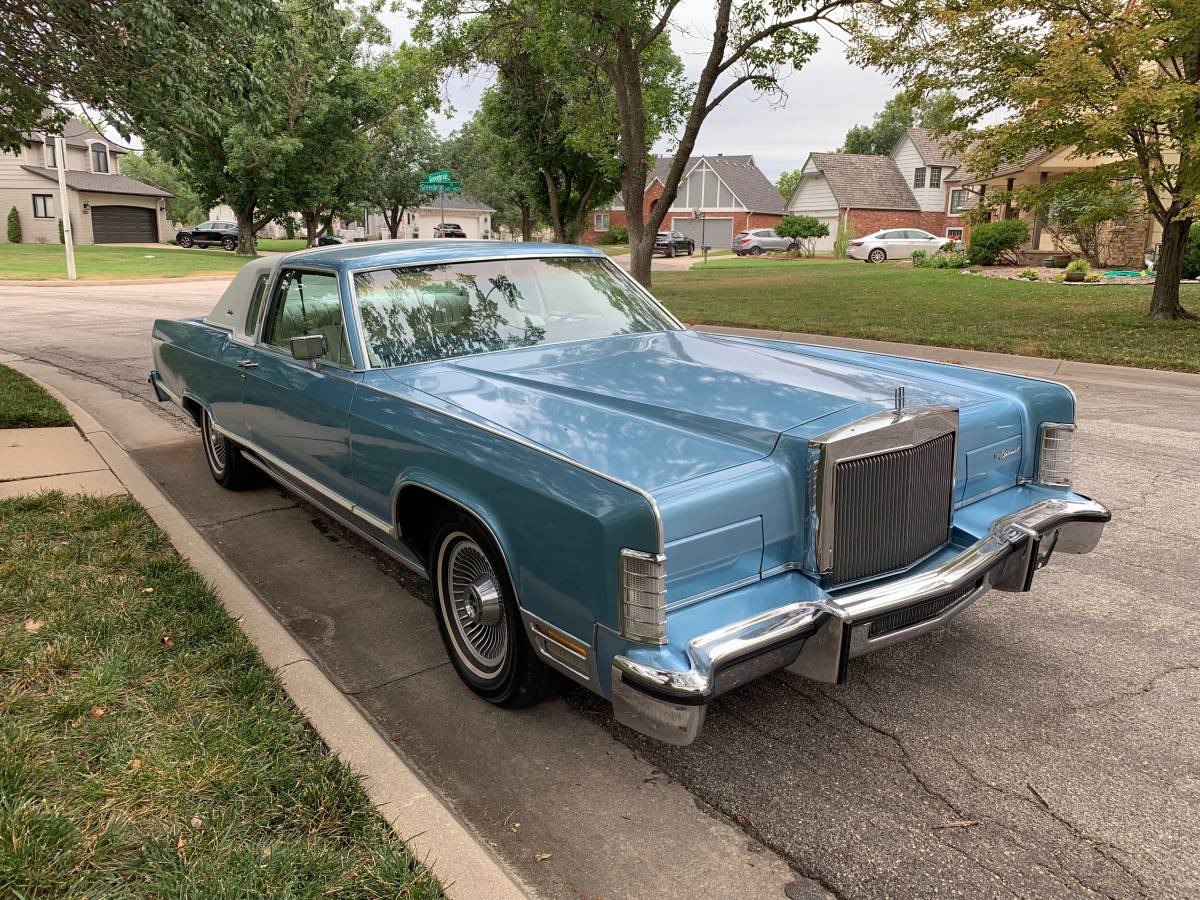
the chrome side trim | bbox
[614,496,1110,707]
[211,423,393,535]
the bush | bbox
[58,219,64,243]
[1085,273,1102,283]
[967,219,1030,265]
[597,224,628,245]
[1065,258,1090,274]
[930,251,969,269]
[1018,268,1040,281]
[7,206,21,243]
[912,248,930,267]
[1183,223,1200,280]
[776,215,830,257]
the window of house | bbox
[929,166,942,189]
[594,211,610,231]
[44,139,56,168]
[913,167,926,189]
[946,227,964,241]
[32,195,54,218]
[90,143,109,173]
[949,189,965,215]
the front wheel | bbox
[430,515,560,707]
[177,234,193,249]
[221,237,237,252]
[667,245,676,258]
[687,243,695,256]
[868,247,887,263]
[750,245,764,256]
[200,407,255,489]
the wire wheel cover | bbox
[204,414,226,473]
[446,538,508,670]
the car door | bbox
[765,229,790,251]
[238,266,361,503]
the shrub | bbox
[1018,268,1040,281]
[597,224,628,245]
[930,251,969,269]
[1085,273,1102,283]
[7,206,21,243]
[967,219,1030,265]
[1183,222,1200,280]
[911,248,930,267]
[1065,258,1090,274]
[58,218,64,243]
[833,221,854,258]
[776,214,830,257]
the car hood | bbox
[386,331,996,490]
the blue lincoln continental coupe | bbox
[150,241,1110,745]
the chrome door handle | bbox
[237,360,259,369]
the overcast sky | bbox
[382,3,898,183]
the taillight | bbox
[848,241,864,247]
[619,549,666,644]
[1037,423,1075,486]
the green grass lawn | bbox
[595,244,629,256]
[0,492,442,897]
[0,244,256,281]
[0,365,72,428]
[256,238,309,253]
[653,258,1200,372]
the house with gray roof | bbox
[1,118,173,244]
[787,128,969,251]
[588,154,786,247]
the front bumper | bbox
[611,495,1110,745]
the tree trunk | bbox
[1150,218,1196,320]
[233,202,258,256]
[520,203,533,243]
[384,204,402,239]
[302,210,320,247]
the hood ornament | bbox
[894,386,906,414]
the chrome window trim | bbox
[807,405,959,578]
[345,253,684,373]
[257,264,358,370]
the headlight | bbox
[619,549,667,644]
[1037,422,1076,486]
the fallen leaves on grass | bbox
[534,852,552,862]
[160,635,174,649]
[24,618,45,633]
[129,759,142,771]
[89,706,106,719]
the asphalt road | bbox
[2,276,1197,899]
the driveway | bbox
[2,277,1197,898]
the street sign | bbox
[420,181,461,193]
[423,170,453,185]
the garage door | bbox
[671,216,734,249]
[806,211,840,254]
[91,206,158,243]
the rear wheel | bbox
[868,247,887,263]
[430,514,559,707]
[200,407,254,489]
[667,244,676,258]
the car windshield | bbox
[352,256,678,368]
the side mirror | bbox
[290,334,326,362]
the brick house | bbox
[786,128,966,251]
[585,154,785,247]
[1,118,173,244]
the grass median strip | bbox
[0,365,73,428]
[655,259,1200,373]
[0,492,442,897]
[0,244,254,281]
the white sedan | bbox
[847,228,945,263]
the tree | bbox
[119,150,206,226]
[7,207,21,243]
[360,111,439,239]
[447,113,545,242]
[1,0,278,152]
[852,0,1199,320]
[1013,172,1140,267]
[840,91,957,156]
[776,214,830,256]
[776,168,804,202]
[418,0,859,285]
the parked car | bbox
[316,235,346,246]
[847,228,945,263]
[176,221,240,251]
[733,228,795,256]
[653,231,694,257]
[150,242,1110,746]
[434,223,468,238]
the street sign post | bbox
[419,181,461,193]
[420,172,461,231]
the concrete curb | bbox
[26,375,529,900]
[691,324,1200,394]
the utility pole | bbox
[55,137,76,280]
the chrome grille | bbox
[832,432,955,585]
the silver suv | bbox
[733,228,794,256]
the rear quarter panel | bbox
[152,318,243,429]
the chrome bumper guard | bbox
[612,496,1110,745]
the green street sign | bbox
[423,170,453,185]
[420,181,461,193]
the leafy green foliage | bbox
[1018,269,1040,281]
[776,169,804,201]
[445,113,544,241]
[834,220,854,258]
[119,150,206,227]
[967,219,1031,266]
[597,225,630,245]
[840,91,957,156]
[359,110,439,239]
[1013,171,1139,267]
[776,215,830,256]
[914,246,968,269]
[1065,258,1090,274]
[1184,224,1200,280]
[0,0,281,152]
[7,207,20,244]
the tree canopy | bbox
[776,168,804,202]
[851,0,1199,319]
[839,91,957,156]
[360,111,440,239]
[119,150,206,227]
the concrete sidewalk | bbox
[8,374,528,900]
